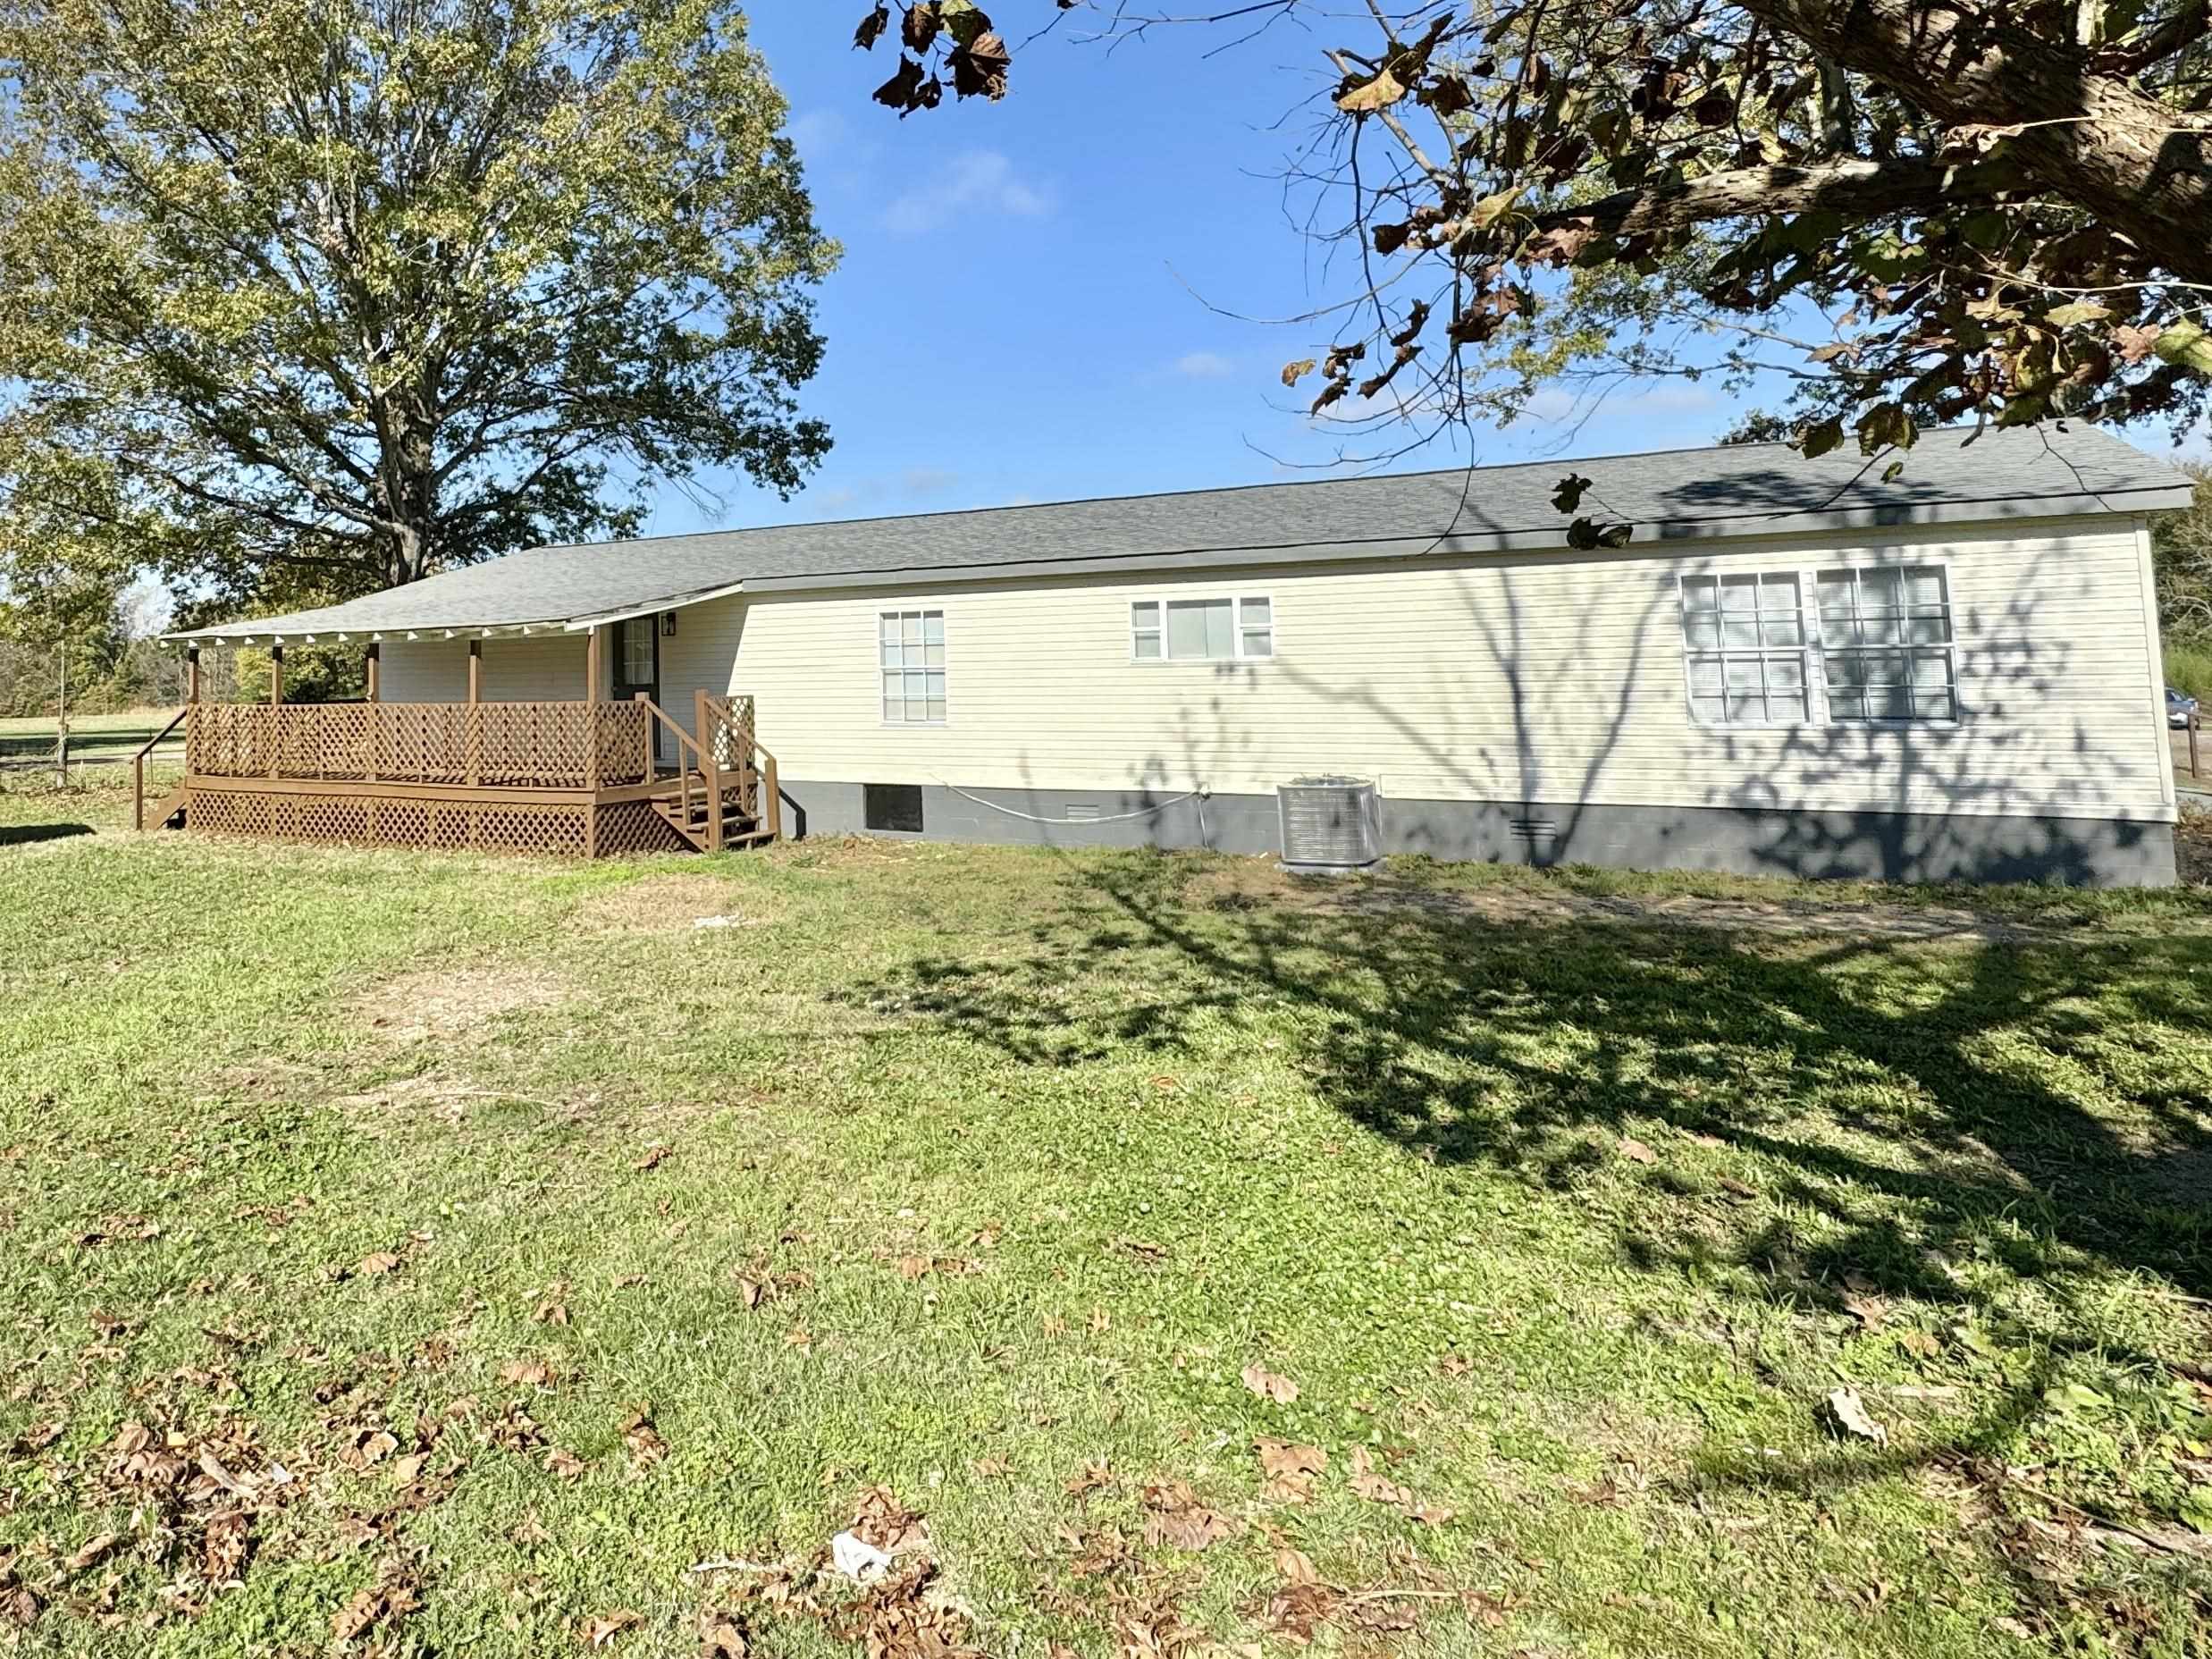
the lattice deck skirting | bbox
[187,787,601,859]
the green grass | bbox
[0,707,182,765]
[3,812,2210,1656]
[2167,637,2212,706]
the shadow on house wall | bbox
[1071,535,2172,888]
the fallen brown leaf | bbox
[1619,1137,1658,1165]
[356,1251,403,1276]
[621,1410,668,1469]
[1241,1362,1299,1404]
[581,1609,643,1647]
[699,1610,748,1657]
[64,1532,117,1576]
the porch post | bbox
[364,641,380,703]
[583,625,602,792]
[467,637,482,704]
[185,645,201,705]
[266,644,282,779]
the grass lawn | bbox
[4,786,2212,1657]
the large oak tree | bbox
[0,0,836,619]
[856,1,2211,539]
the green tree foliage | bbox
[0,0,837,624]
[858,2,2210,527]
[2154,462,2212,641]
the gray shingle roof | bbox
[167,425,2195,642]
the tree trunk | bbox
[1744,0,2212,285]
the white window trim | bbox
[1675,560,1963,732]
[1676,570,1814,732]
[878,608,949,728]
[1812,562,1963,729]
[1129,593,1275,663]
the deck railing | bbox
[186,701,653,790]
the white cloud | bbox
[900,467,960,497]
[787,109,849,164]
[1174,350,1237,380]
[881,149,1052,236]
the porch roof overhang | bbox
[162,577,750,647]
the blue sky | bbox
[640,8,1757,536]
[644,9,2202,539]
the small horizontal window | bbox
[1132,595,1274,661]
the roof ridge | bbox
[517,424,2075,552]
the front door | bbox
[611,616,663,766]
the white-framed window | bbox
[1815,565,1959,723]
[879,609,946,725]
[1678,571,1810,726]
[1131,594,1274,661]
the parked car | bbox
[2173,686,2202,728]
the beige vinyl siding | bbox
[378,631,592,703]
[659,517,2171,824]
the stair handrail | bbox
[132,707,190,833]
[700,694,778,843]
[636,695,718,848]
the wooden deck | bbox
[138,695,779,858]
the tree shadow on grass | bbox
[839,853,2212,1618]
[842,845,2212,1330]
[0,822,94,846]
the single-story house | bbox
[160,425,2192,885]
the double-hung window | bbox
[1814,565,1958,723]
[1131,595,1274,661]
[879,610,946,724]
[1677,562,1960,727]
[1678,572,1809,726]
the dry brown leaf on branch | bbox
[1242,1363,1299,1404]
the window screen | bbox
[1815,566,1958,722]
[879,611,946,724]
[1138,595,1274,660]
[1678,572,1809,725]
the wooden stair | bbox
[144,787,189,830]
[648,779,776,853]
